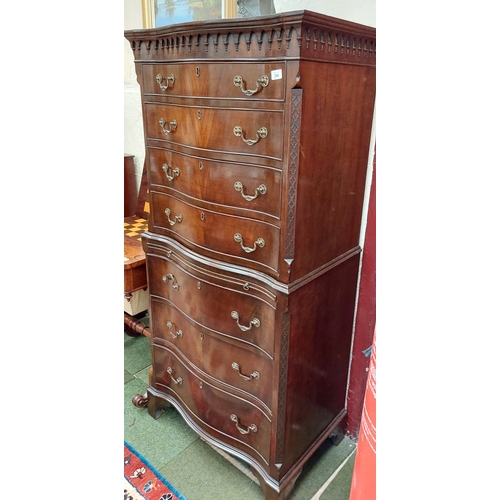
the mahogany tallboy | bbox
[125,10,375,499]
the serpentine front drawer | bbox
[144,102,284,160]
[148,146,282,221]
[141,61,286,101]
[149,191,280,275]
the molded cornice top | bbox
[124,10,376,66]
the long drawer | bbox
[144,102,284,160]
[146,251,276,356]
[141,61,286,101]
[150,191,280,274]
[150,298,273,412]
[153,345,272,464]
[148,146,282,220]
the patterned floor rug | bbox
[124,442,187,500]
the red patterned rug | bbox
[124,442,187,500]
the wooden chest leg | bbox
[147,390,170,420]
[253,467,303,500]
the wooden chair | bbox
[124,156,150,337]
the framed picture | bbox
[142,0,237,28]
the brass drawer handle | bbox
[159,117,177,135]
[231,311,260,331]
[162,163,180,181]
[234,181,267,201]
[166,320,183,339]
[233,126,267,146]
[167,367,182,385]
[230,414,257,434]
[163,273,179,290]
[156,73,175,91]
[234,233,265,253]
[165,208,182,226]
[231,362,260,381]
[233,75,269,96]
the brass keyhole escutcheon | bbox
[201,212,205,221]
[199,161,203,170]
[195,66,200,76]
[197,110,202,120]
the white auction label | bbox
[271,69,282,80]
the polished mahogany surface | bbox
[125,10,375,500]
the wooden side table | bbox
[124,226,149,337]
[124,159,150,338]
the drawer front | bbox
[145,103,283,160]
[150,191,280,273]
[147,253,276,356]
[148,147,282,219]
[142,62,285,101]
[153,345,272,463]
[150,298,273,410]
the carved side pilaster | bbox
[275,312,290,467]
[284,89,302,270]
